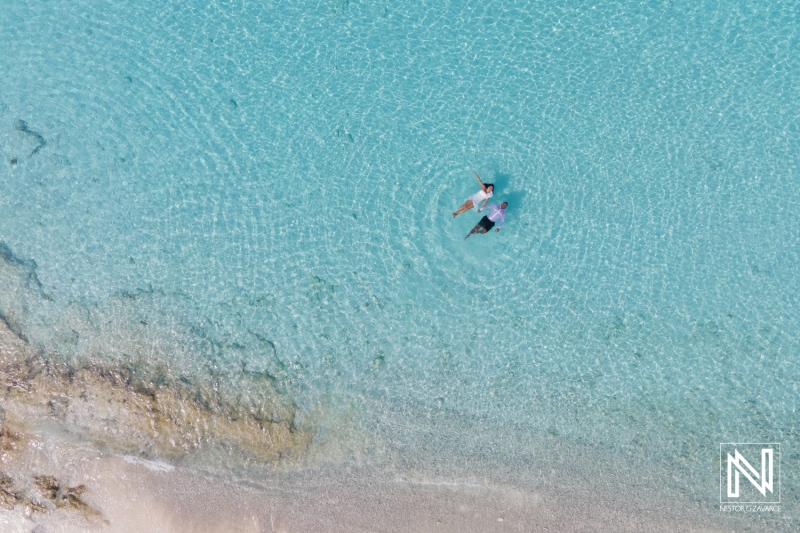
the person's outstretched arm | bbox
[474,171,489,192]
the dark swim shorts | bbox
[478,216,495,231]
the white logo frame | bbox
[720,443,780,504]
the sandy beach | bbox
[0,437,749,533]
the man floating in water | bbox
[465,202,507,239]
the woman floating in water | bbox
[452,171,494,218]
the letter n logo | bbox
[720,443,780,504]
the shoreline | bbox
[0,360,787,533]
[0,424,768,533]
[1,315,794,531]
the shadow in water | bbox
[488,171,527,214]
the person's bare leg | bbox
[465,224,480,239]
[452,200,474,218]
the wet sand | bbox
[0,436,740,533]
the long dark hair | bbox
[484,183,495,191]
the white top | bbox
[468,189,492,210]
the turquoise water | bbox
[2,0,799,525]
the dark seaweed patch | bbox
[34,476,102,519]
[0,473,26,511]
[0,312,28,344]
[334,128,354,143]
[0,241,45,291]
[14,120,46,157]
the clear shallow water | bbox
[1,0,799,522]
